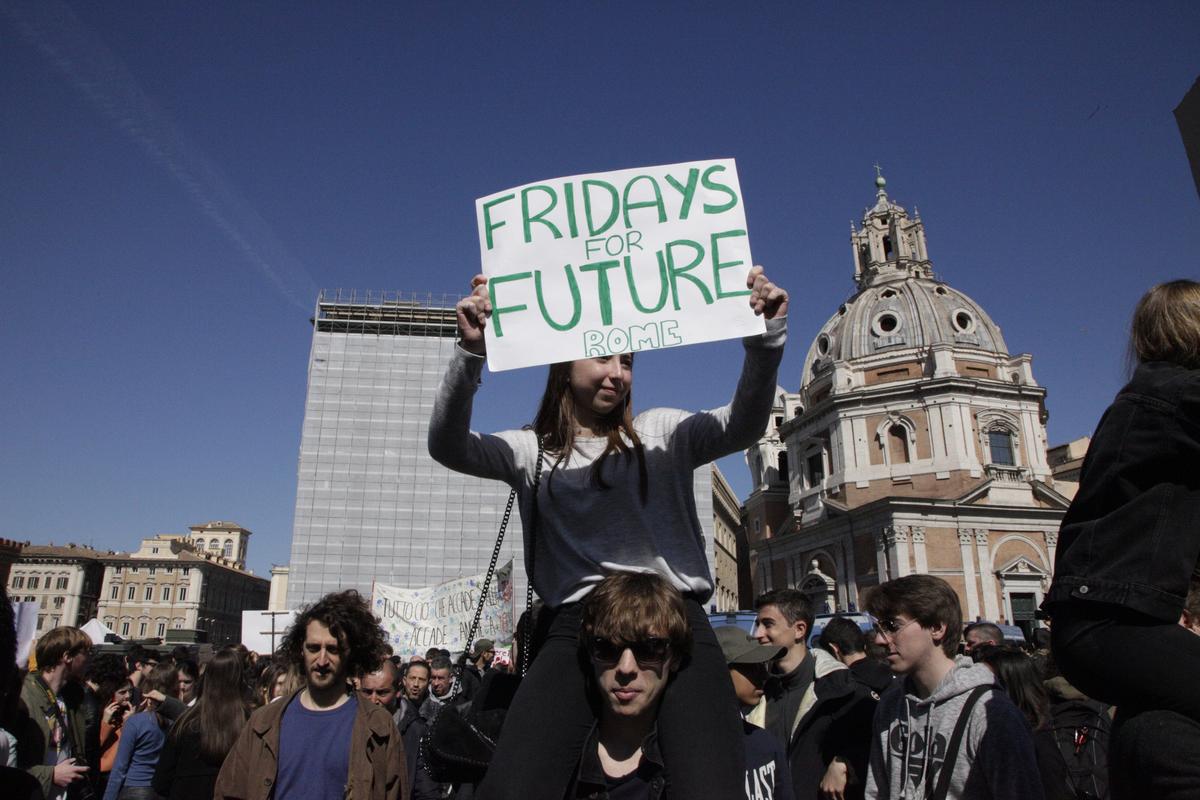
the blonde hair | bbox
[1130,280,1200,370]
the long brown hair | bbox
[1130,279,1200,370]
[532,358,648,502]
[172,648,249,764]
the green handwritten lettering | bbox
[623,254,669,314]
[583,179,619,236]
[521,185,562,244]
[622,175,667,229]
[664,168,700,220]
[534,266,582,331]
[579,259,621,326]
[662,239,713,311]
[487,271,532,338]
[482,193,515,251]
[711,230,752,299]
[701,165,738,214]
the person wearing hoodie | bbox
[753,590,877,800]
[864,575,1043,800]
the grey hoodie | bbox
[865,656,1044,800]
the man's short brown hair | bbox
[865,574,963,658]
[35,626,91,669]
[754,588,815,635]
[581,572,692,660]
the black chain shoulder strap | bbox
[458,435,543,680]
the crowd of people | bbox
[2,275,1195,800]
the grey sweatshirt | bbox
[428,317,786,607]
[865,657,1044,800]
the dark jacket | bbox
[214,690,408,800]
[394,701,446,800]
[773,651,877,800]
[568,724,665,800]
[152,721,226,800]
[1044,361,1200,622]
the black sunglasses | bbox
[585,636,671,667]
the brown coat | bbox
[214,690,408,800]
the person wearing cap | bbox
[458,638,495,701]
[716,626,797,800]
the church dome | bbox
[800,278,1009,390]
[799,174,1010,393]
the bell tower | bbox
[850,168,932,288]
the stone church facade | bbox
[744,175,1071,639]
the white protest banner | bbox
[372,561,514,656]
[475,159,764,371]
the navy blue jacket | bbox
[1044,361,1200,622]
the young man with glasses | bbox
[568,571,695,799]
[864,575,1043,800]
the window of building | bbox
[161,586,171,602]
[131,567,139,574]
[11,576,23,589]
[127,585,136,600]
[165,567,173,574]
[888,425,911,464]
[988,430,1016,466]
[110,585,119,600]
[806,452,825,487]
[121,621,130,636]
[173,619,183,629]
[53,597,64,609]
[24,596,35,603]
[28,577,39,590]
[149,567,156,576]
[182,568,190,577]
[114,566,121,575]
[50,616,60,628]
[144,586,153,601]
[37,615,45,631]
[224,540,233,558]
[179,588,188,602]
[55,577,68,590]
[777,452,789,484]
[152,547,159,554]
[157,622,165,637]
[138,622,147,637]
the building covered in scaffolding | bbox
[285,290,527,613]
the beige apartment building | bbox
[7,544,107,635]
[97,530,268,645]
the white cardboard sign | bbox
[475,159,764,371]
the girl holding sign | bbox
[429,265,788,800]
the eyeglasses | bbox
[873,617,919,640]
[585,636,671,667]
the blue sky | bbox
[2,1,1197,579]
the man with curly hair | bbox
[215,590,408,800]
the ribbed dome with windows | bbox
[800,173,1009,393]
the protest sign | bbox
[372,561,514,656]
[475,158,764,371]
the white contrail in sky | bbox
[2,0,319,313]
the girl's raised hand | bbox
[747,265,789,319]
[456,274,491,355]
